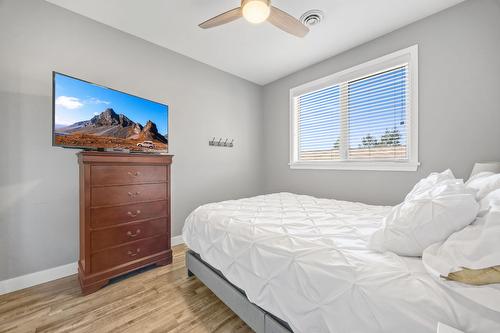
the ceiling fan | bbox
[199,0,310,38]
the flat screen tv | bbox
[53,72,168,153]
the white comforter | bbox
[182,193,500,333]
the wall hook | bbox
[209,137,235,148]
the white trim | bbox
[171,235,184,246]
[0,262,77,296]
[0,236,185,296]
[289,45,419,171]
[290,161,420,172]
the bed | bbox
[182,192,500,333]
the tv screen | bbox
[53,72,168,152]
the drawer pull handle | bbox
[127,171,141,177]
[127,229,141,238]
[127,248,141,257]
[127,210,141,217]
[127,191,141,197]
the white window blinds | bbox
[297,85,342,161]
[348,66,408,160]
[297,65,408,162]
[291,46,418,171]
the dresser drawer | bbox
[91,235,167,272]
[91,183,167,207]
[91,165,167,186]
[91,218,166,251]
[91,200,168,228]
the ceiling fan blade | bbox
[268,6,309,38]
[199,7,242,29]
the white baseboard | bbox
[0,262,78,296]
[0,236,184,296]
[171,235,184,246]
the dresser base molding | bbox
[78,249,172,295]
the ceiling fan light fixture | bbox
[242,0,271,24]
[199,0,309,38]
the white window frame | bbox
[289,45,419,172]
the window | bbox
[290,45,419,171]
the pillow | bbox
[370,180,479,256]
[422,203,500,311]
[405,169,455,200]
[466,172,500,200]
[423,201,500,274]
[478,188,500,216]
[447,266,500,286]
[467,171,494,183]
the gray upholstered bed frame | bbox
[186,250,293,333]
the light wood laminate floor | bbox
[0,245,253,333]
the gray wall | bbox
[262,0,500,205]
[1,0,499,282]
[0,0,263,280]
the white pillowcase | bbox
[478,188,500,216]
[405,169,455,200]
[370,179,479,256]
[424,202,500,274]
[422,202,500,312]
[466,172,500,200]
[467,171,495,183]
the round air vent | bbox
[300,10,324,27]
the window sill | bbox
[289,161,420,172]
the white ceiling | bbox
[46,0,464,85]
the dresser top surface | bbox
[78,151,173,164]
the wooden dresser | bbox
[78,152,173,295]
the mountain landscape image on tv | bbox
[53,72,168,152]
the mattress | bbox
[182,193,500,333]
